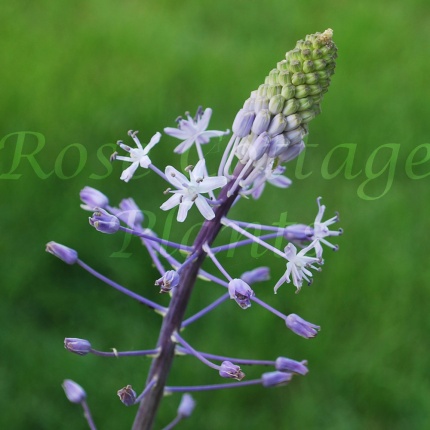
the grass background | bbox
[1,0,429,428]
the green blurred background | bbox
[1,0,429,428]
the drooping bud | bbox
[275,357,309,375]
[62,379,86,403]
[228,279,255,309]
[117,385,136,406]
[89,208,120,234]
[219,361,245,381]
[240,267,270,285]
[262,371,293,387]
[80,187,109,211]
[155,270,180,293]
[64,338,92,355]
[46,242,78,265]
[177,393,196,418]
[285,313,321,339]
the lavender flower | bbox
[262,371,293,387]
[164,107,229,154]
[114,131,161,182]
[275,357,309,375]
[160,160,227,222]
[274,242,322,293]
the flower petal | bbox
[165,166,189,189]
[164,127,190,140]
[198,176,228,193]
[120,162,139,182]
[195,195,215,220]
[173,137,196,154]
[144,132,161,154]
[198,108,213,131]
[160,193,182,211]
[177,199,194,222]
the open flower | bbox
[274,241,321,293]
[312,197,342,258]
[160,160,227,222]
[164,107,229,154]
[114,131,161,182]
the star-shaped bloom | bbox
[114,131,161,182]
[164,107,229,154]
[160,160,227,222]
[312,197,342,258]
[274,241,321,293]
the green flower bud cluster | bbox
[231,29,336,170]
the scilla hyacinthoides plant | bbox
[47,29,341,429]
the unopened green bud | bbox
[268,69,279,85]
[277,60,289,72]
[281,84,295,100]
[291,72,306,86]
[304,73,319,85]
[308,84,322,96]
[282,99,300,116]
[278,71,292,85]
[297,97,314,111]
[257,84,269,97]
[294,85,311,99]
[300,49,312,60]
[269,94,285,114]
[313,59,327,71]
[289,60,302,73]
[287,48,302,62]
[299,110,316,123]
[267,85,282,98]
[302,60,315,74]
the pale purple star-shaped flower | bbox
[160,160,227,222]
[164,107,229,154]
[274,241,321,293]
[114,131,161,182]
[312,197,342,258]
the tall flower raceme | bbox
[47,29,342,430]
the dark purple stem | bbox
[131,172,242,430]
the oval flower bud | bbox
[219,361,245,381]
[80,186,109,211]
[228,279,255,309]
[232,109,255,137]
[89,208,120,234]
[64,338,92,355]
[46,242,78,265]
[117,385,136,406]
[62,379,86,403]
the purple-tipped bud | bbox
[228,279,255,309]
[116,198,144,228]
[46,242,78,265]
[268,134,289,158]
[64,338,92,356]
[240,267,270,285]
[117,385,136,406]
[62,379,86,403]
[80,186,109,211]
[178,393,196,418]
[262,371,293,387]
[219,361,245,381]
[283,224,313,241]
[275,357,309,375]
[232,109,255,137]
[89,208,120,234]
[251,109,271,134]
[285,314,321,339]
[155,270,179,293]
